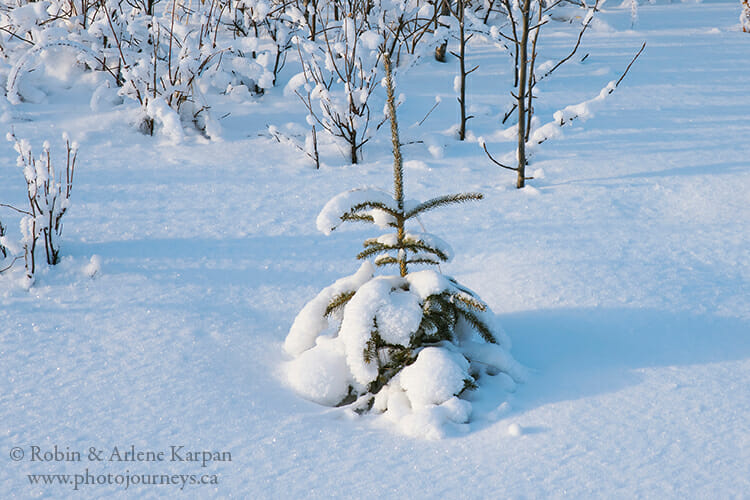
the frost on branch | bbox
[284,53,524,439]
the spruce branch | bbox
[374,256,400,267]
[461,377,478,393]
[357,242,395,260]
[400,240,451,262]
[324,290,357,317]
[412,292,459,345]
[452,292,488,312]
[406,257,441,266]
[346,201,400,219]
[341,213,376,224]
[405,192,483,219]
[457,308,497,344]
[358,237,451,264]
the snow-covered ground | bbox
[2,1,750,497]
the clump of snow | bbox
[146,97,184,144]
[375,290,423,346]
[461,341,527,383]
[404,160,430,171]
[400,347,470,407]
[396,397,472,439]
[287,337,354,406]
[84,255,102,278]
[369,208,396,229]
[338,275,403,385]
[6,39,99,105]
[405,270,451,299]
[90,81,123,112]
[284,261,375,356]
[507,423,523,437]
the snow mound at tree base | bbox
[284,264,526,439]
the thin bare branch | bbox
[482,142,518,172]
[614,41,646,89]
[0,203,32,216]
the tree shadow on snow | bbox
[68,232,365,286]
[472,307,750,430]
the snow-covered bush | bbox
[284,54,524,438]
[287,10,383,164]
[5,132,77,282]
[284,0,441,164]
[1,0,280,139]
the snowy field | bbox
[2,1,750,497]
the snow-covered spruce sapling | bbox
[284,53,524,430]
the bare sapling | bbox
[7,132,78,281]
[449,0,478,140]
[291,9,381,164]
[483,0,643,188]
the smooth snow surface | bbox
[2,2,750,498]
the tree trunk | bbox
[457,0,467,140]
[384,54,407,277]
[516,0,531,189]
[350,128,358,164]
[434,0,451,62]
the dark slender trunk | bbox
[516,0,531,189]
[457,0,467,140]
[435,0,451,62]
[350,130,358,164]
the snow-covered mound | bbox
[285,262,526,438]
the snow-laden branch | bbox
[284,261,376,356]
[530,41,646,147]
[316,188,397,235]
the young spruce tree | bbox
[284,53,524,431]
